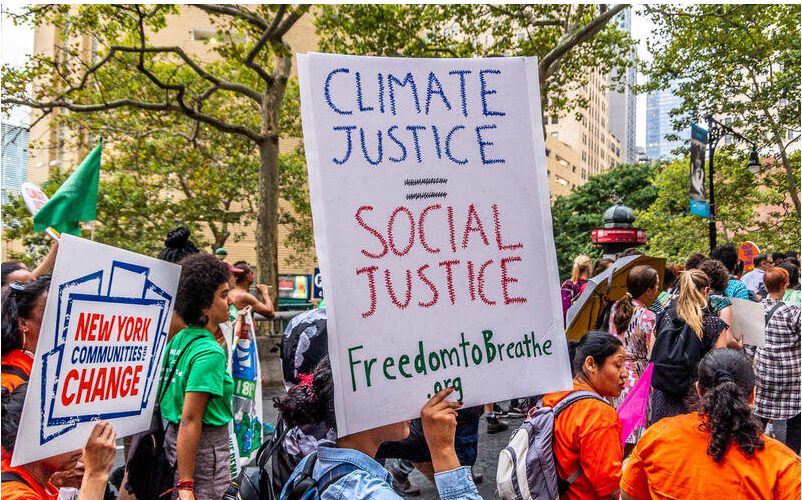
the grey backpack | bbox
[497,390,606,500]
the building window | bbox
[550,131,558,139]
[572,165,576,173]
[545,148,551,157]
[551,116,558,124]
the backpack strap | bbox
[156,335,206,403]
[765,302,784,324]
[552,390,609,495]
[283,452,358,500]
[1,365,29,382]
[1,471,32,489]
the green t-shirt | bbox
[158,327,234,426]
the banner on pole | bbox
[298,53,572,436]
[12,234,180,466]
[690,124,710,218]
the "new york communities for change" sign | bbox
[298,53,572,436]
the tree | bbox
[551,162,659,279]
[641,4,801,215]
[315,4,635,126]
[638,149,801,264]
[2,4,310,300]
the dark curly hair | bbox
[567,330,623,378]
[175,253,230,327]
[1,276,51,355]
[1,382,27,454]
[1,261,27,287]
[777,261,800,289]
[710,245,739,274]
[157,226,199,264]
[274,356,336,430]
[693,348,764,462]
[697,259,730,294]
[684,252,707,271]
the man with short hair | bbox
[228,261,275,318]
[741,253,773,292]
[710,244,750,300]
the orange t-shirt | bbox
[1,350,32,392]
[1,456,59,500]
[542,382,623,500]
[621,413,801,500]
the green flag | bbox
[33,139,102,235]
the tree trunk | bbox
[257,137,280,306]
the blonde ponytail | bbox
[675,270,710,339]
[571,255,593,283]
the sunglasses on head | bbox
[8,281,27,292]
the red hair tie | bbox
[298,373,315,397]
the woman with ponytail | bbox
[1,276,50,392]
[621,349,801,499]
[608,265,659,407]
[275,356,482,500]
[562,255,592,319]
[543,331,627,499]
[650,270,740,423]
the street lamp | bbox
[705,115,761,252]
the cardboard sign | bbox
[20,182,61,240]
[12,234,180,466]
[298,53,572,436]
[729,297,767,348]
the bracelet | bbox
[161,479,194,497]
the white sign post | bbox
[298,53,572,436]
[12,234,180,466]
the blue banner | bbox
[690,124,710,219]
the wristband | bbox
[161,479,194,497]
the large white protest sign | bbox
[12,234,180,466]
[729,297,767,348]
[298,53,572,436]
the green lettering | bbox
[497,343,505,361]
[506,343,515,359]
[348,345,364,392]
[471,344,483,365]
[459,332,470,367]
[483,330,496,363]
[414,341,428,375]
[428,351,441,371]
[383,357,396,380]
[543,339,552,355]
[522,333,533,356]
[439,347,460,368]
[398,355,412,378]
[363,358,378,387]
[514,341,524,358]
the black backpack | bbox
[650,312,702,397]
[125,335,203,500]
[222,416,290,500]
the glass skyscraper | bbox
[645,81,686,161]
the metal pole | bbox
[707,116,716,253]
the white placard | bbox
[12,234,180,466]
[20,182,61,240]
[729,297,767,348]
[298,52,572,436]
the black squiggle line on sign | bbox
[404,178,448,186]
[406,192,447,200]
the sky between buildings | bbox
[1,5,657,148]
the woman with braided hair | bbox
[621,348,801,499]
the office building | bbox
[645,80,685,160]
[607,8,637,163]
[1,123,29,206]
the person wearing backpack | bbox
[649,270,739,424]
[159,254,235,500]
[753,267,801,454]
[539,331,627,500]
[275,356,482,500]
[562,255,592,320]
[1,382,117,500]
[620,348,801,500]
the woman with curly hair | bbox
[621,348,801,499]
[158,253,233,500]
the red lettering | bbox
[133,317,144,341]
[116,315,126,341]
[140,318,152,342]
[467,260,476,301]
[447,206,457,253]
[461,204,489,249]
[384,268,412,309]
[438,260,460,305]
[75,313,91,341]
[87,313,101,341]
[356,266,379,318]
[355,206,388,259]
[90,367,107,402]
[416,265,439,308]
[99,315,115,341]
[106,364,119,400]
[501,256,527,305]
[121,366,133,396]
[122,317,134,341]
[418,204,442,254]
[130,365,143,396]
[478,259,496,305]
[61,369,79,405]
[493,204,523,251]
[388,207,415,256]
[77,368,94,403]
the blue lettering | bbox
[431,125,443,159]
[425,71,452,115]
[448,70,471,117]
[475,125,505,164]
[388,72,421,115]
[360,128,383,165]
[355,71,373,112]
[332,126,356,164]
[445,125,468,165]
[406,125,426,163]
[324,68,353,115]
[387,125,407,163]
[479,69,506,117]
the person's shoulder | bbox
[637,413,699,449]
[0,483,43,500]
[760,435,802,466]
[323,468,394,499]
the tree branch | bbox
[190,4,268,30]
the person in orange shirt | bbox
[1,278,50,392]
[1,383,117,500]
[621,348,801,500]
[541,331,627,500]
